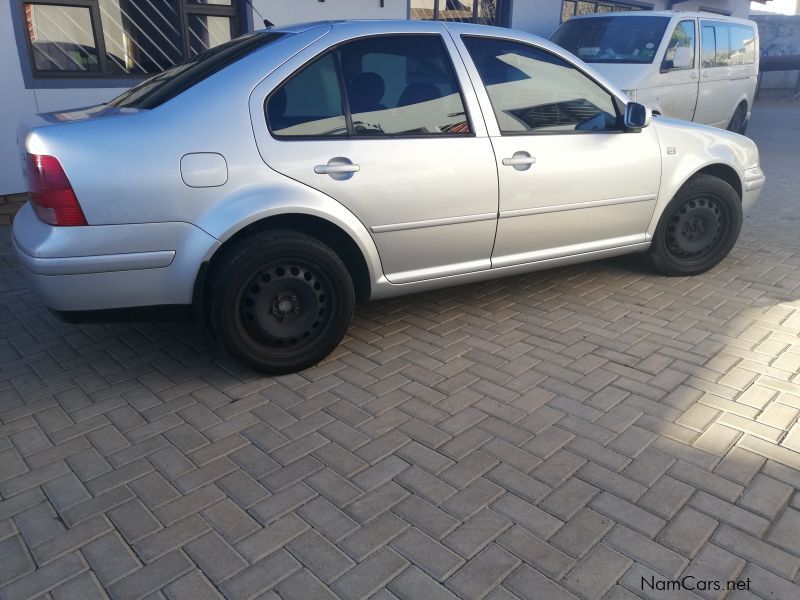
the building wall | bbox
[509,1,564,37]
[0,0,763,197]
[249,0,407,27]
[0,3,126,195]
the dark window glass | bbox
[267,53,347,137]
[24,1,240,78]
[187,14,235,58]
[663,20,696,70]
[24,4,100,72]
[338,35,470,136]
[409,0,499,25]
[463,36,620,134]
[551,15,670,64]
[110,32,284,109]
[99,0,183,74]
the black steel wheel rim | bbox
[665,195,725,261]
[235,258,333,353]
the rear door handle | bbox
[314,157,360,180]
[502,152,536,171]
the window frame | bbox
[265,33,477,142]
[660,19,697,72]
[408,0,509,27]
[18,0,242,81]
[461,34,626,137]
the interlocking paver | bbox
[2,104,800,599]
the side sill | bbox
[51,305,194,324]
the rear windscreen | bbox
[109,32,286,110]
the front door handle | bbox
[314,157,360,180]
[502,152,536,171]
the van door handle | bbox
[502,152,536,171]
[314,157,360,180]
[689,72,698,79]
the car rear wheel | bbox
[727,103,748,135]
[209,230,354,374]
[647,174,742,276]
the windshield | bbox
[551,16,670,64]
[109,32,285,110]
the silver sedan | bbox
[12,20,765,373]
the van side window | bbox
[729,25,756,65]
[701,25,716,68]
[701,21,756,68]
[663,20,696,70]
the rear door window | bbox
[338,35,470,136]
[266,34,471,138]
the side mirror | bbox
[624,102,652,131]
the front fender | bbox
[647,118,753,236]
[192,179,385,288]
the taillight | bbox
[26,154,87,226]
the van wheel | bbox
[647,174,742,276]
[727,103,748,135]
[209,230,354,374]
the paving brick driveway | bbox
[1,103,800,600]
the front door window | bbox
[462,36,621,134]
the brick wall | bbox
[0,193,28,226]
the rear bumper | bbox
[12,202,220,311]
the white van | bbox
[550,11,759,134]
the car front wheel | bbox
[647,174,743,276]
[209,230,355,374]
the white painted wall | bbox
[0,6,36,194]
[669,0,753,18]
[509,1,563,37]
[249,0,407,27]
[0,4,126,195]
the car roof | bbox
[564,10,755,25]
[269,18,534,37]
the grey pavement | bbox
[1,103,800,600]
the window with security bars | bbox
[22,0,239,77]
[561,1,650,23]
[410,0,499,26]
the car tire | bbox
[727,103,748,135]
[209,230,354,374]
[647,174,742,277]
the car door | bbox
[252,26,498,284]
[655,18,699,122]
[455,32,662,269]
